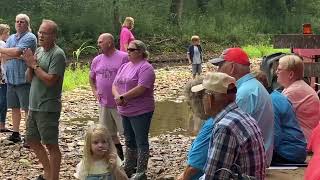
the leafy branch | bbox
[72,41,98,61]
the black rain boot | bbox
[123,147,137,178]
[115,143,124,160]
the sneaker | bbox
[8,133,21,143]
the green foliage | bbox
[243,45,291,58]
[72,41,98,61]
[1,0,320,55]
[63,66,89,91]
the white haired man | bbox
[0,13,37,143]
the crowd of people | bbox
[180,49,320,179]
[0,13,319,180]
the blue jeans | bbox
[0,84,7,123]
[86,173,112,180]
[122,111,153,150]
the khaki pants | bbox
[99,106,123,136]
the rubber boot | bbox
[130,148,149,180]
[123,147,137,178]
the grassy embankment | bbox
[62,45,290,92]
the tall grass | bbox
[63,66,90,92]
[243,45,290,59]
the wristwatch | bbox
[119,96,124,101]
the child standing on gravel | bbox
[187,35,203,79]
[74,124,128,180]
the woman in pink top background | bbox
[112,40,155,180]
[305,122,320,180]
[276,55,320,141]
[120,17,135,52]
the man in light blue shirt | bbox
[210,48,274,167]
[0,14,37,143]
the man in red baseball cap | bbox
[209,47,275,168]
[209,47,250,66]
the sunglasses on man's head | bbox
[127,48,140,52]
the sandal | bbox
[0,128,13,133]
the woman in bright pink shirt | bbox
[112,40,155,179]
[305,123,320,180]
[276,55,320,141]
[120,17,135,52]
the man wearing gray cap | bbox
[192,72,265,180]
[210,47,274,167]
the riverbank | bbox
[0,63,305,179]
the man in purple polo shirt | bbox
[90,33,128,160]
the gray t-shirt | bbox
[193,46,201,64]
[29,45,66,112]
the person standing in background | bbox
[120,17,135,52]
[0,14,37,143]
[187,35,203,79]
[0,24,10,132]
[23,19,66,180]
[90,33,128,160]
[113,40,155,180]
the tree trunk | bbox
[169,0,183,25]
[197,0,210,13]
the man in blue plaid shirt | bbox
[191,72,266,180]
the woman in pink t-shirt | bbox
[119,17,135,52]
[276,55,320,141]
[112,40,155,179]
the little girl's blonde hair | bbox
[0,24,10,36]
[80,124,127,179]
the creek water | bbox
[150,101,202,136]
[70,101,203,137]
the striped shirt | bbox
[204,102,266,180]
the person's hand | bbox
[108,153,118,169]
[114,95,127,106]
[22,48,37,68]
